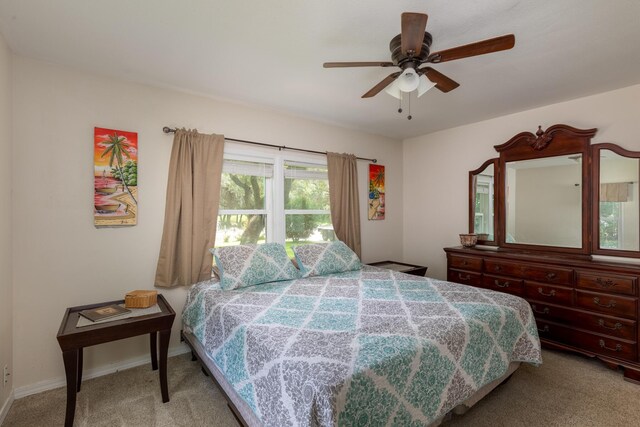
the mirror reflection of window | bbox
[599,150,639,251]
[505,155,582,248]
[474,164,494,240]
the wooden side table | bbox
[56,294,175,427]
[368,260,428,277]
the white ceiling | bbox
[1,0,639,140]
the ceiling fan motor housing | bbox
[390,32,433,67]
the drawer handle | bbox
[458,273,471,281]
[599,339,622,352]
[545,272,557,280]
[537,325,549,333]
[461,260,468,266]
[531,304,549,315]
[595,278,616,288]
[538,288,556,297]
[494,280,510,288]
[598,319,623,331]
[494,265,502,272]
[593,297,616,309]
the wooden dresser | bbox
[445,246,640,383]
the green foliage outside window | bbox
[600,202,621,248]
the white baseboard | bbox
[14,344,190,399]
[0,389,15,425]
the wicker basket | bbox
[125,290,158,308]
[459,233,478,248]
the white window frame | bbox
[218,145,329,246]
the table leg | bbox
[62,349,79,427]
[77,347,83,392]
[159,329,171,403]
[150,331,158,371]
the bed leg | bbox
[228,404,244,426]
[191,351,197,361]
[201,366,210,377]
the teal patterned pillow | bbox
[293,241,361,277]
[212,243,301,290]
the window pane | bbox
[284,164,329,210]
[220,172,266,210]
[600,202,621,249]
[216,214,267,246]
[285,214,333,256]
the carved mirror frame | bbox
[592,143,640,258]
[476,124,598,254]
[469,158,499,246]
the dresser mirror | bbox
[593,144,640,255]
[469,159,497,244]
[505,154,583,248]
[471,124,596,254]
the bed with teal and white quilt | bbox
[182,266,542,426]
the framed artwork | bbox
[94,127,138,227]
[368,164,385,220]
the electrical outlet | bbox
[3,365,9,387]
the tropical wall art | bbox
[94,127,138,227]
[368,163,385,220]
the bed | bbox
[182,265,542,426]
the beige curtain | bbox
[327,152,362,258]
[601,182,630,203]
[155,129,225,287]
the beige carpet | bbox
[3,350,640,426]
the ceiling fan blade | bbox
[401,12,428,56]
[323,61,395,68]
[419,67,460,92]
[362,72,402,98]
[427,34,515,63]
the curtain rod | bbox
[162,127,377,163]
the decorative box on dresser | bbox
[445,247,640,382]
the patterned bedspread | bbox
[183,266,542,426]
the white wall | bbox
[0,31,13,415]
[403,83,640,280]
[11,56,403,391]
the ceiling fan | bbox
[324,12,515,99]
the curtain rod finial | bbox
[163,126,174,134]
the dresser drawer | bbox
[536,319,637,362]
[524,265,573,285]
[448,269,482,287]
[525,281,573,305]
[535,318,574,342]
[572,330,637,362]
[483,274,524,296]
[484,259,524,277]
[529,301,566,323]
[449,255,482,272]
[575,312,637,341]
[575,290,637,319]
[529,302,636,340]
[576,270,637,296]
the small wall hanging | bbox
[368,163,385,220]
[94,127,138,227]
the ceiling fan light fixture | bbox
[384,79,402,99]
[417,75,437,98]
[397,68,420,92]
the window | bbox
[600,201,622,249]
[474,174,494,240]
[284,162,333,256]
[216,158,273,247]
[216,154,332,256]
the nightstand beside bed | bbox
[56,294,175,427]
